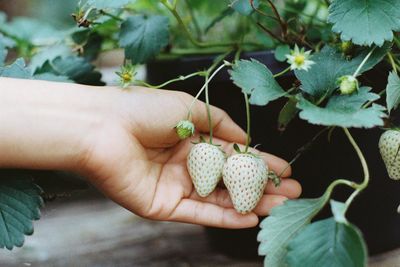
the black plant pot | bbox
[146,51,400,258]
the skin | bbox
[0,77,301,229]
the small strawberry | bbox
[187,142,226,197]
[223,153,269,214]
[175,120,195,140]
[379,129,400,180]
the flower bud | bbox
[338,75,358,95]
[175,120,195,140]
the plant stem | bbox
[273,66,291,78]
[244,93,251,153]
[183,0,202,40]
[99,10,123,21]
[266,0,287,37]
[135,71,205,89]
[352,46,376,77]
[388,52,399,74]
[187,63,228,120]
[204,73,213,143]
[342,128,370,212]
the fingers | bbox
[265,179,302,199]
[253,195,288,216]
[168,199,259,229]
[190,100,246,144]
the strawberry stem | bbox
[352,46,376,78]
[205,73,213,144]
[342,127,370,213]
[244,92,251,153]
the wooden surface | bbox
[0,196,398,267]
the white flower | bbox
[285,45,315,71]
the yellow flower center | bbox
[122,73,133,82]
[294,54,305,65]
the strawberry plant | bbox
[1,0,400,266]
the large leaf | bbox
[119,15,169,64]
[0,172,43,250]
[86,0,131,9]
[29,44,72,73]
[0,17,64,46]
[386,71,400,113]
[230,0,259,15]
[286,218,367,267]
[35,56,104,85]
[295,45,389,99]
[0,58,32,79]
[328,0,400,46]
[230,59,286,106]
[297,87,387,128]
[258,196,328,267]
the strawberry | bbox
[379,129,400,180]
[223,153,269,214]
[187,142,226,197]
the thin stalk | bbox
[99,10,123,21]
[187,63,227,120]
[266,0,287,36]
[244,93,251,153]
[135,71,205,89]
[342,128,370,212]
[352,47,376,77]
[388,52,399,74]
[273,66,291,78]
[184,0,202,40]
[205,73,213,143]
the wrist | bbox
[0,77,120,172]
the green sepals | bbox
[338,75,359,95]
[116,63,136,89]
[268,171,282,187]
[175,120,195,140]
[340,41,354,56]
[233,143,242,153]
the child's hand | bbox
[0,78,301,229]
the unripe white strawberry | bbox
[223,153,268,214]
[379,129,400,180]
[187,143,226,197]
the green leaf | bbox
[119,15,169,65]
[230,0,259,15]
[330,200,348,224]
[0,171,43,250]
[0,17,65,46]
[0,58,32,79]
[297,87,387,128]
[385,71,400,113]
[286,218,367,267]
[275,44,291,62]
[295,45,389,99]
[230,59,286,106]
[87,0,132,9]
[278,97,298,131]
[35,56,104,86]
[29,44,72,73]
[258,196,328,267]
[328,0,400,46]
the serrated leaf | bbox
[230,0,259,15]
[0,171,43,250]
[0,17,65,46]
[29,44,73,73]
[386,71,400,113]
[35,56,104,86]
[295,45,389,99]
[286,218,367,267]
[278,97,298,131]
[119,15,169,65]
[297,87,387,128]
[328,0,400,46]
[230,59,286,106]
[86,0,132,10]
[0,58,32,79]
[330,200,347,224]
[275,44,291,62]
[258,196,328,267]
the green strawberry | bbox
[379,129,400,180]
[223,153,269,214]
[187,143,226,197]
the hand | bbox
[81,86,301,228]
[0,78,301,229]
